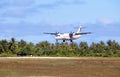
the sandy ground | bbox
[0,57,120,77]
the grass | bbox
[0,57,120,77]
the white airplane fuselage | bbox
[55,33,81,40]
[44,26,91,42]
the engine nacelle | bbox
[69,32,73,38]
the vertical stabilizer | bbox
[77,26,82,33]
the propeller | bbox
[69,32,74,38]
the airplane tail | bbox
[76,26,82,33]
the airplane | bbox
[44,26,91,42]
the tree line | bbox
[0,38,120,57]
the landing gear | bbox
[63,40,65,42]
[70,40,73,42]
[56,39,73,43]
[63,40,73,42]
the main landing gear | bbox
[56,39,73,43]
[63,40,65,42]
[63,40,73,42]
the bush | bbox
[0,52,16,57]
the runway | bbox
[0,56,119,60]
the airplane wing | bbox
[75,32,92,35]
[44,32,59,35]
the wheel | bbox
[70,40,73,42]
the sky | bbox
[0,0,120,44]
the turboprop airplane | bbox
[44,26,91,42]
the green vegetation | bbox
[0,37,120,57]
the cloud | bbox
[0,0,119,43]
[93,17,120,33]
[0,21,79,38]
[1,7,37,18]
[0,0,86,19]
[37,0,86,9]
[0,0,37,18]
[97,17,114,25]
[0,0,34,7]
[0,19,120,43]
[85,21,120,42]
[81,21,120,44]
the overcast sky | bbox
[0,0,120,43]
